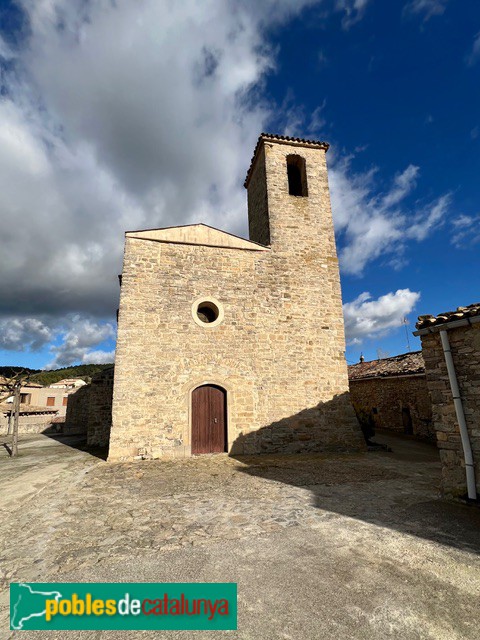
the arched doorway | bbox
[191,385,227,454]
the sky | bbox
[0,0,479,370]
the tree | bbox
[0,370,30,457]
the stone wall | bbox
[420,325,480,498]
[110,137,363,461]
[349,375,434,441]
[64,387,89,435]
[0,412,59,434]
[65,367,114,446]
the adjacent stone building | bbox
[415,303,480,499]
[65,367,114,444]
[349,351,434,441]
[108,133,364,461]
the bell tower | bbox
[244,133,332,254]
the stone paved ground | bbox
[1,431,479,639]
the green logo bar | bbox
[10,582,237,630]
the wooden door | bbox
[191,385,227,454]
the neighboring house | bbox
[106,133,364,461]
[11,385,70,417]
[414,302,480,499]
[50,378,87,389]
[348,352,434,442]
[1,378,74,434]
[4,383,82,419]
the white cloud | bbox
[0,312,115,368]
[335,0,372,29]
[329,155,450,275]
[404,0,448,21]
[381,165,419,208]
[81,350,116,365]
[0,317,54,351]
[406,193,449,241]
[46,318,116,369]
[466,31,480,66]
[451,214,480,248]
[307,100,327,136]
[343,289,421,344]
[0,34,15,61]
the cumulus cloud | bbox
[343,289,421,344]
[329,155,450,275]
[81,349,115,366]
[0,317,54,351]
[46,318,116,369]
[404,0,449,21]
[0,312,114,367]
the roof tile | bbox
[348,351,424,380]
[416,302,480,330]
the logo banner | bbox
[10,582,237,630]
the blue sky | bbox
[0,0,479,369]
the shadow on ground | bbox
[44,432,108,460]
[231,411,480,555]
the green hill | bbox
[30,363,114,386]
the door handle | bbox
[213,418,218,423]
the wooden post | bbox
[12,382,20,457]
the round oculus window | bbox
[197,302,219,323]
[192,297,224,328]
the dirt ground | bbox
[1,431,479,639]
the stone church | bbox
[108,133,363,461]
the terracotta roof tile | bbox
[348,351,424,380]
[416,302,480,330]
[244,133,329,188]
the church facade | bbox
[108,134,363,461]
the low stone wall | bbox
[0,412,59,434]
[420,325,480,498]
[65,367,114,447]
[349,374,434,442]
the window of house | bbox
[287,154,308,197]
[20,393,31,405]
[63,397,68,407]
[46,397,55,407]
